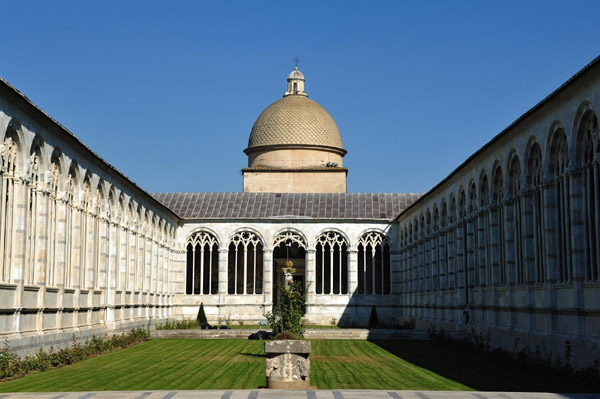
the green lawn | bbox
[0,339,591,392]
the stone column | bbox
[218,248,228,299]
[263,248,273,312]
[305,248,316,296]
[348,249,358,296]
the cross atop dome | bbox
[284,59,308,97]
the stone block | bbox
[265,340,311,389]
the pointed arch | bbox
[357,230,390,295]
[228,230,264,295]
[315,230,348,295]
[186,230,219,295]
[574,105,599,281]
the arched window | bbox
[508,154,524,284]
[448,195,457,290]
[459,189,468,293]
[315,231,348,295]
[576,110,599,281]
[528,143,545,284]
[357,231,390,295]
[468,182,479,286]
[549,129,571,282]
[492,165,506,285]
[186,231,219,295]
[228,231,263,295]
[64,164,77,288]
[440,201,448,291]
[48,152,61,287]
[433,207,440,292]
[81,175,92,289]
[25,140,42,286]
[95,183,106,289]
[479,174,490,286]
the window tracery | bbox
[315,231,348,295]
[528,143,545,284]
[357,231,390,295]
[186,231,219,295]
[577,111,599,281]
[228,231,263,295]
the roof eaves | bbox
[0,77,180,221]
[395,54,600,221]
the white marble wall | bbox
[0,86,179,355]
[175,220,398,326]
[396,63,600,369]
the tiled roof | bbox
[247,95,343,150]
[152,192,422,221]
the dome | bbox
[288,67,305,80]
[246,95,344,152]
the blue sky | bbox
[2,1,600,194]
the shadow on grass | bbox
[239,352,267,358]
[371,340,598,394]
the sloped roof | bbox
[153,192,421,221]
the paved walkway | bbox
[1,391,598,399]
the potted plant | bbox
[264,279,311,389]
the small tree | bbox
[197,303,208,325]
[369,305,379,328]
[265,280,306,339]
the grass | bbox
[0,339,593,392]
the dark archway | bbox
[272,232,306,308]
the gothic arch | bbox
[479,172,489,208]
[468,180,477,215]
[315,230,349,295]
[492,162,504,203]
[441,199,448,228]
[29,136,44,185]
[314,227,350,249]
[507,151,522,197]
[572,102,598,166]
[187,227,221,247]
[548,125,569,177]
[227,230,264,295]
[432,205,440,231]
[357,230,391,295]
[186,230,219,295]
[572,103,599,281]
[272,228,307,249]
[526,141,543,187]
[3,118,25,170]
[228,227,266,248]
[449,193,457,225]
[458,188,467,219]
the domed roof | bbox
[246,95,344,151]
[288,67,305,80]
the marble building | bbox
[0,57,599,368]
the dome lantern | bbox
[284,67,307,97]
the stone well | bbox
[265,340,311,389]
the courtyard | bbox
[0,339,596,393]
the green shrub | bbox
[0,327,149,381]
[197,303,208,325]
[265,281,306,340]
[155,319,199,330]
[369,306,379,328]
